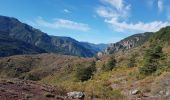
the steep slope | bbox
[105,32,153,54]
[150,26,170,45]
[0,15,97,57]
[50,36,95,57]
[0,31,46,57]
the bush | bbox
[24,73,40,81]
[139,46,164,75]
[127,54,136,68]
[76,61,96,82]
[102,56,116,71]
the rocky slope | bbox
[105,32,153,54]
[0,79,66,100]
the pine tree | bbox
[140,46,164,75]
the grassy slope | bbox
[41,27,170,99]
[39,44,169,99]
[0,44,169,99]
[0,53,94,79]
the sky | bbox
[0,0,170,44]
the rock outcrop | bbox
[105,32,153,54]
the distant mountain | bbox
[80,42,108,53]
[105,32,153,54]
[0,31,46,57]
[0,15,102,57]
[95,43,109,51]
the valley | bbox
[0,15,170,100]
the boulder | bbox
[131,89,140,95]
[67,91,84,99]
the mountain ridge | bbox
[105,32,153,54]
[0,15,107,57]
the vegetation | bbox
[75,61,96,82]
[102,55,116,71]
[150,26,170,45]
[24,73,40,81]
[139,45,164,75]
[127,54,137,68]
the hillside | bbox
[150,26,170,45]
[0,53,94,80]
[105,32,153,54]
[0,15,105,57]
[0,31,46,57]
[0,79,66,100]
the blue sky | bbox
[0,0,170,44]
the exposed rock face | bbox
[105,32,153,54]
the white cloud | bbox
[158,0,164,12]
[96,0,170,33]
[103,0,124,11]
[99,0,131,19]
[96,6,119,18]
[63,9,71,13]
[35,17,90,31]
[106,19,170,32]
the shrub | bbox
[44,92,55,98]
[75,61,96,82]
[102,56,116,71]
[127,54,136,68]
[139,46,164,75]
[24,73,40,81]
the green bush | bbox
[139,46,164,75]
[76,61,96,82]
[24,73,40,81]
[127,54,137,68]
[102,56,116,71]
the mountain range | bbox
[0,15,157,58]
[0,15,107,57]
